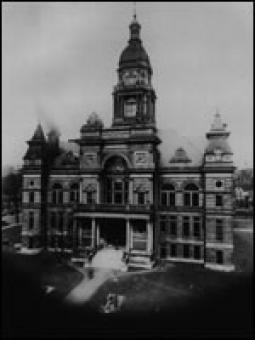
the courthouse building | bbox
[21,15,235,271]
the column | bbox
[73,218,78,255]
[96,221,100,246]
[147,220,153,253]
[79,180,83,203]
[129,180,133,204]
[126,219,130,252]
[96,180,100,203]
[92,218,96,248]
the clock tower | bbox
[112,14,156,127]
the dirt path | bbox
[65,268,116,304]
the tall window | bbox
[183,244,190,258]
[29,191,35,203]
[28,212,34,230]
[50,212,57,229]
[170,244,177,257]
[70,183,79,202]
[182,216,190,238]
[104,156,129,205]
[194,245,201,259]
[169,216,177,236]
[87,191,94,204]
[161,184,175,207]
[160,244,167,258]
[216,219,224,242]
[52,183,63,204]
[124,99,137,117]
[216,195,223,207]
[184,184,199,207]
[160,216,167,233]
[138,192,146,205]
[58,213,64,232]
[216,250,224,264]
[193,216,201,238]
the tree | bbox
[2,169,22,223]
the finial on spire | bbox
[133,2,136,20]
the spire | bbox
[129,2,141,42]
[133,1,137,21]
[30,123,46,142]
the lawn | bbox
[2,250,83,298]
[233,229,253,272]
[87,263,251,313]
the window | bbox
[183,216,190,238]
[52,183,63,204]
[169,216,177,236]
[50,212,57,229]
[160,217,167,233]
[216,195,223,207]
[193,216,201,238]
[124,99,137,117]
[216,250,224,264]
[216,219,223,241]
[183,244,190,258]
[138,192,146,205]
[194,246,201,259]
[28,212,34,230]
[184,184,199,207]
[216,180,223,188]
[29,191,35,203]
[70,183,79,202]
[58,213,64,232]
[160,245,167,258]
[87,191,93,204]
[170,244,177,257]
[79,219,92,247]
[161,184,175,207]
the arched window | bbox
[104,156,129,205]
[52,183,63,204]
[184,183,199,207]
[161,183,175,207]
[69,183,79,202]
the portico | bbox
[72,212,154,258]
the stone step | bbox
[128,261,154,270]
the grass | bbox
[87,263,249,313]
[233,229,253,272]
[3,250,83,297]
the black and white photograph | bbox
[2,2,253,338]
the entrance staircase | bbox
[90,246,127,272]
[127,252,155,270]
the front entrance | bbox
[98,219,126,248]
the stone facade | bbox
[21,15,235,271]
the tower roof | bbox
[119,15,151,71]
[206,113,230,138]
[30,124,46,142]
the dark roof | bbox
[31,124,46,142]
[119,42,151,69]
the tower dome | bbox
[119,15,151,72]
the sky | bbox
[2,2,253,170]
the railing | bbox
[158,205,203,212]
[74,203,154,213]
